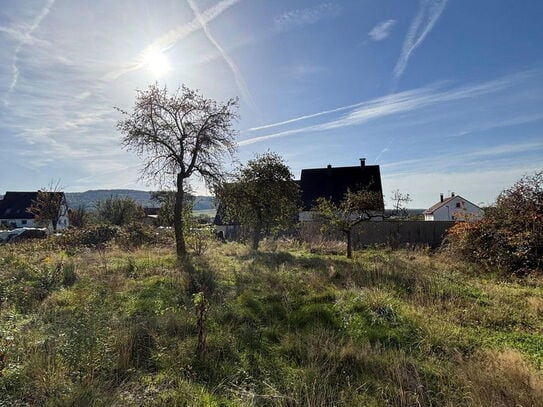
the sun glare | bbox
[143,49,171,77]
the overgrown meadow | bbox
[1,231,542,406]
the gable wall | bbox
[432,196,483,221]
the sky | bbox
[0,0,542,208]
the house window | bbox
[455,203,461,208]
[22,220,27,225]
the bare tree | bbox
[27,180,68,231]
[389,189,412,220]
[117,84,238,259]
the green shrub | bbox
[60,224,118,248]
[116,222,156,250]
[186,226,215,256]
[62,260,77,286]
[95,196,145,226]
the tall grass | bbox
[1,237,542,405]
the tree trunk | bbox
[252,216,262,251]
[52,211,59,231]
[174,173,187,259]
[346,229,353,259]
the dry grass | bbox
[459,350,543,407]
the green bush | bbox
[60,224,118,248]
[116,222,156,250]
[186,226,215,256]
[95,197,145,226]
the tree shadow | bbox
[177,255,217,297]
[240,250,352,275]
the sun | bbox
[142,49,171,77]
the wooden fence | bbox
[352,221,455,248]
[299,220,455,249]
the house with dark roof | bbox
[213,158,384,238]
[0,191,69,230]
[423,192,483,222]
[298,158,384,221]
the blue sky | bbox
[1,0,542,207]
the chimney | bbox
[359,158,366,168]
[451,192,455,197]
[440,193,444,202]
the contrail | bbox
[186,0,257,112]
[105,0,242,81]
[393,0,447,87]
[4,0,56,104]
[375,139,394,162]
[239,70,537,147]
[246,101,369,132]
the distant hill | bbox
[0,191,421,214]
[64,190,215,211]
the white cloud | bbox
[274,3,342,33]
[0,26,50,46]
[393,0,447,84]
[3,0,56,104]
[453,113,543,137]
[467,141,543,158]
[240,70,538,146]
[369,19,396,41]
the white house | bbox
[424,193,483,222]
[0,191,69,230]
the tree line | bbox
[28,82,541,269]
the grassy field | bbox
[0,236,542,406]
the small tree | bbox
[95,197,144,226]
[216,152,300,250]
[314,189,385,259]
[117,84,238,260]
[27,182,67,231]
